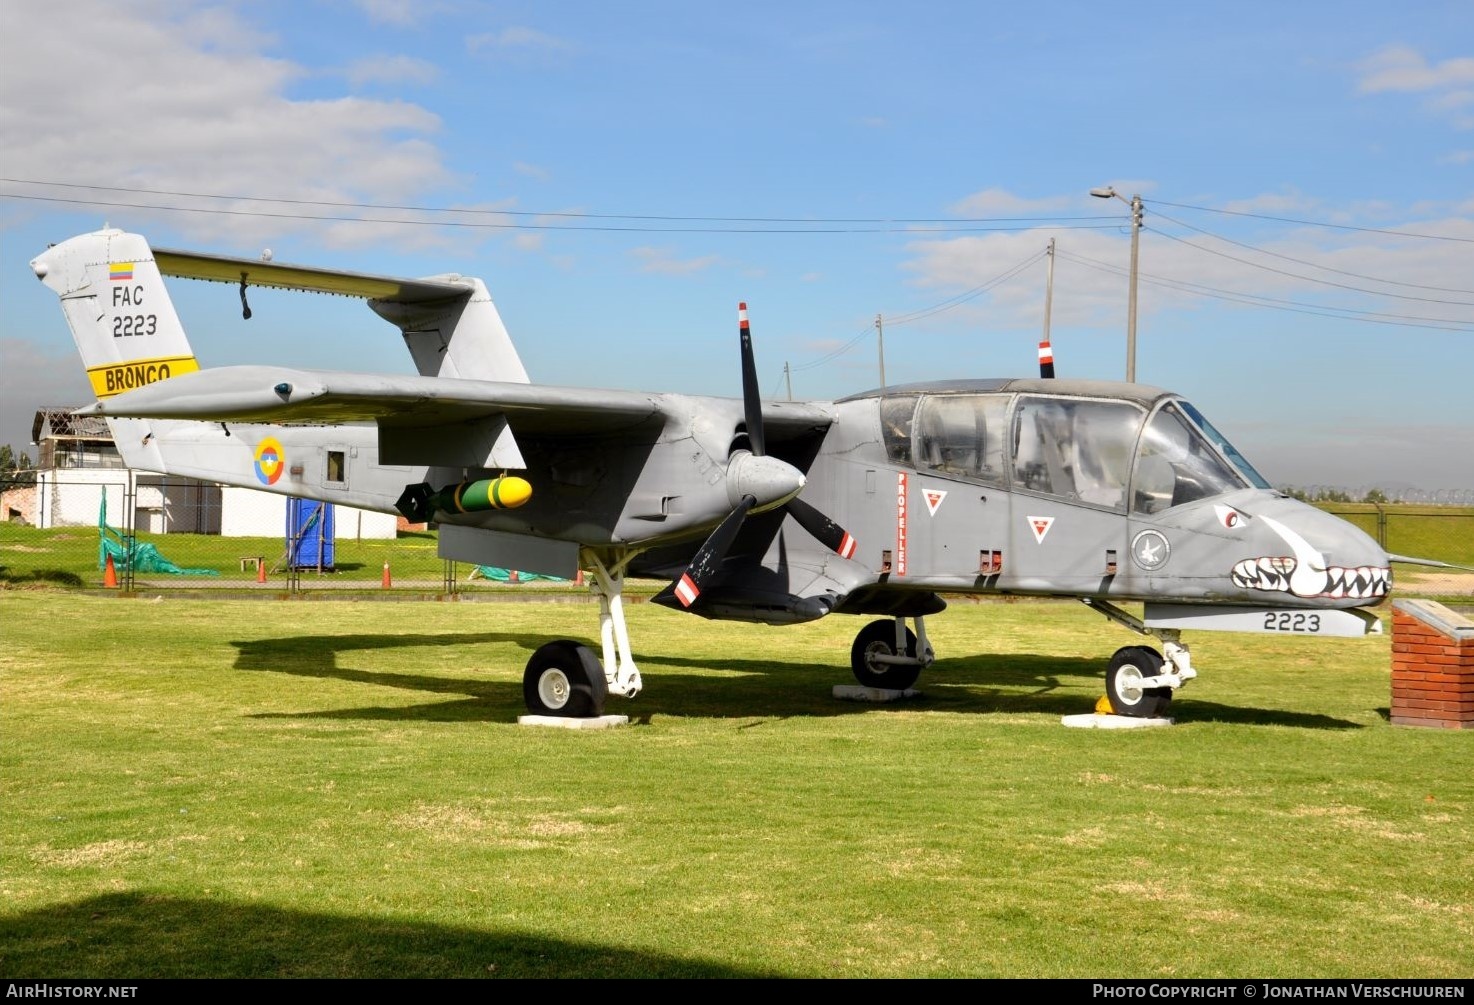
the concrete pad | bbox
[518,714,630,729]
[1061,712,1174,729]
[833,685,922,703]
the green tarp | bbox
[98,494,219,577]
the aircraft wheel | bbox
[523,640,608,718]
[850,619,922,690]
[1105,646,1172,719]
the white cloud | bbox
[1357,44,1474,94]
[1221,190,1322,215]
[345,54,440,88]
[629,247,720,275]
[467,26,575,56]
[514,161,552,182]
[351,0,449,28]
[1357,45,1474,129]
[900,194,1474,336]
[950,188,1072,216]
[0,0,457,249]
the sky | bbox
[1,0,1471,496]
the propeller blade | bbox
[786,495,857,560]
[738,302,765,457]
[673,494,757,607]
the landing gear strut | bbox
[1082,599,1196,718]
[849,616,935,690]
[518,547,644,719]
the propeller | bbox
[670,303,858,607]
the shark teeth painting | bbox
[1230,515,1391,600]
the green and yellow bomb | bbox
[429,476,533,514]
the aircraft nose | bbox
[1230,498,1391,602]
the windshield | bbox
[1132,403,1253,514]
[1177,399,1272,489]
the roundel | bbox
[1131,529,1171,572]
[254,437,285,486]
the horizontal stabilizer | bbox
[154,248,472,304]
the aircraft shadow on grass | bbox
[231,631,1360,730]
[1,892,776,979]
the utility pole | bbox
[875,314,886,388]
[1043,237,1056,342]
[783,361,792,401]
[1039,237,1056,378]
[1126,193,1141,382]
[1089,187,1144,382]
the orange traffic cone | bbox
[382,561,392,588]
[575,570,584,586]
[508,569,519,583]
[257,558,267,584]
[103,553,118,588]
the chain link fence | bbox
[0,474,584,597]
[5,474,1471,597]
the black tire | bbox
[850,619,922,690]
[1105,646,1172,719]
[523,640,608,718]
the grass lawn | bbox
[1,591,1470,978]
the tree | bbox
[0,444,36,487]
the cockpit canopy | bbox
[879,390,1271,514]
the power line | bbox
[1148,209,1474,302]
[1057,248,1474,332]
[883,249,1048,328]
[1149,197,1474,244]
[0,179,1121,233]
[787,327,875,373]
[1146,226,1474,307]
[784,246,1052,379]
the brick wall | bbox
[1390,599,1474,729]
[0,485,38,523]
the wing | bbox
[78,364,835,469]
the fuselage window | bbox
[326,450,346,483]
[880,395,919,464]
[912,393,1010,486]
[1011,396,1142,509]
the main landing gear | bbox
[520,548,644,719]
[1082,599,1196,718]
[849,616,936,691]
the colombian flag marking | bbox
[254,437,285,486]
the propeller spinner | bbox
[670,303,857,607]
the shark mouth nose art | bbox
[1229,514,1390,600]
[1230,557,1391,600]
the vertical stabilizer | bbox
[30,228,201,472]
[370,277,530,383]
[31,228,200,397]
